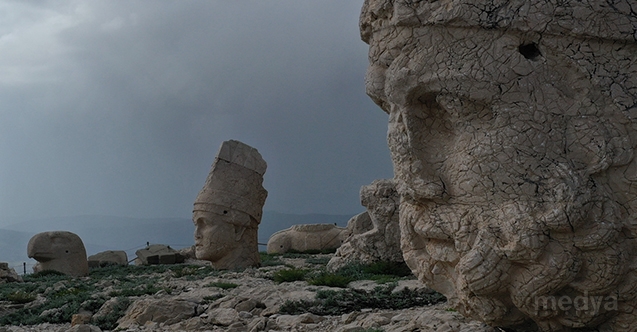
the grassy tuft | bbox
[272,268,308,283]
[205,282,239,290]
[279,284,446,315]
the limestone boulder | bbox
[267,224,347,254]
[0,262,22,283]
[192,140,267,269]
[87,250,128,268]
[361,0,637,330]
[135,244,184,265]
[27,231,88,277]
[117,298,196,328]
[328,179,402,271]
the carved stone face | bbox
[192,210,239,262]
[364,19,637,331]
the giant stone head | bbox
[360,0,637,330]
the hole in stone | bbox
[223,210,228,214]
[519,43,541,60]
[65,250,69,254]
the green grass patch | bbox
[6,290,36,304]
[272,268,308,283]
[307,272,353,288]
[205,282,239,290]
[279,284,446,315]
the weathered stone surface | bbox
[361,0,637,330]
[267,224,347,254]
[135,244,184,265]
[193,140,267,269]
[27,231,88,277]
[65,324,101,332]
[328,179,402,271]
[0,262,22,283]
[117,298,196,328]
[87,250,128,268]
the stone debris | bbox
[267,224,348,254]
[192,140,267,269]
[27,231,89,277]
[361,0,637,330]
[328,179,402,271]
[134,244,184,265]
[88,250,128,268]
[0,262,22,283]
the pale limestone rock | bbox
[117,298,196,328]
[266,224,347,254]
[328,179,402,271]
[87,250,128,268]
[134,244,184,265]
[27,231,88,277]
[0,262,22,283]
[193,140,267,269]
[361,0,637,330]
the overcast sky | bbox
[0,1,393,224]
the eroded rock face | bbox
[361,1,637,330]
[267,224,348,254]
[328,179,402,271]
[193,140,267,269]
[27,231,88,277]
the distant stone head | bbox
[27,231,88,277]
[192,140,267,269]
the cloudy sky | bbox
[0,1,393,224]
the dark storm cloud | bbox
[0,1,393,222]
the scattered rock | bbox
[328,179,402,271]
[134,244,184,265]
[87,250,128,268]
[0,262,22,283]
[117,298,196,328]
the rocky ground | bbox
[0,253,499,332]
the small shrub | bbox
[201,294,225,304]
[279,284,446,315]
[7,290,36,304]
[108,283,163,297]
[306,256,331,265]
[93,297,131,331]
[29,270,67,278]
[205,282,239,290]
[307,272,353,288]
[272,268,308,283]
[259,252,287,267]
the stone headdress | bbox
[194,140,268,228]
[360,0,637,43]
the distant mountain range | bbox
[0,211,354,272]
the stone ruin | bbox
[328,179,403,271]
[266,223,348,254]
[361,0,637,330]
[135,244,185,265]
[27,231,89,277]
[0,262,22,283]
[193,140,267,269]
[88,250,128,268]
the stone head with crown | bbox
[193,140,267,270]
